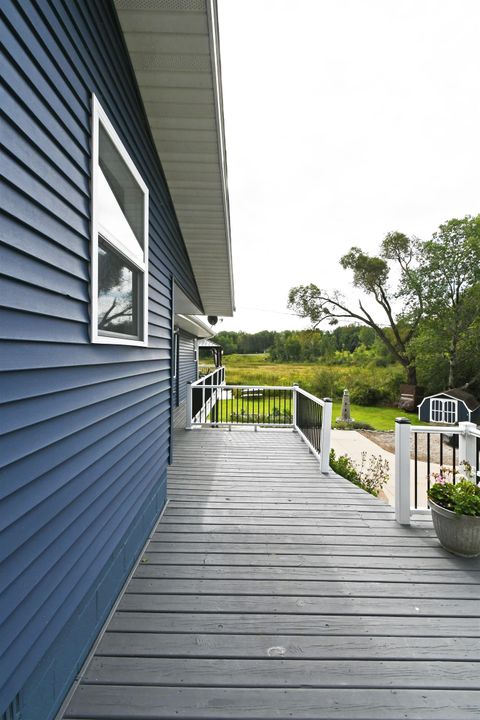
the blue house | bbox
[0,2,234,718]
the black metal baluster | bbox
[414,432,418,509]
[427,434,431,493]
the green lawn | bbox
[205,394,418,431]
[332,402,420,431]
[208,392,292,424]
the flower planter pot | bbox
[429,499,480,557]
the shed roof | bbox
[422,388,480,411]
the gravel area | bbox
[359,429,456,465]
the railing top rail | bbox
[192,384,293,391]
[411,423,480,436]
[191,366,225,387]
[295,387,328,407]
[411,425,463,435]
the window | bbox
[91,95,148,345]
[430,398,457,423]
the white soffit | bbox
[114,0,234,317]
[174,281,202,315]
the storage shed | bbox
[418,389,480,425]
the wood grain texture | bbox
[63,428,480,719]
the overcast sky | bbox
[213,0,480,334]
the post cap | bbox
[395,417,412,424]
[323,397,332,403]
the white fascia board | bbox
[206,0,235,314]
[174,314,214,339]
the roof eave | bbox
[114,0,235,317]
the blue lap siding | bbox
[0,1,202,718]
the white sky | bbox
[214,0,480,334]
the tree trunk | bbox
[447,333,458,389]
[406,365,417,386]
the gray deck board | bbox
[141,551,478,568]
[108,611,479,636]
[95,632,480,660]
[65,686,480,719]
[82,657,480,689]
[63,428,480,720]
[126,577,479,599]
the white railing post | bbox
[292,384,299,429]
[320,398,332,473]
[458,421,477,477]
[395,418,411,525]
[186,381,193,430]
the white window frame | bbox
[91,94,149,346]
[430,398,458,424]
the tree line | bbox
[214,326,384,363]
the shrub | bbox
[334,420,374,430]
[329,449,389,497]
[329,449,360,484]
[348,383,384,405]
[228,410,292,424]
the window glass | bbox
[98,239,139,337]
[431,399,441,422]
[99,124,144,248]
[444,400,456,423]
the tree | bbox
[419,216,480,389]
[288,231,424,384]
[288,216,480,392]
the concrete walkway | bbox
[331,430,438,508]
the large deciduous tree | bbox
[288,215,480,391]
[288,231,423,384]
[416,216,480,391]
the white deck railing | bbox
[186,377,332,474]
[394,419,480,524]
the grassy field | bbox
[220,354,420,431]
[222,354,320,388]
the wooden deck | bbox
[63,428,480,719]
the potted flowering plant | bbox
[427,462,480,557]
